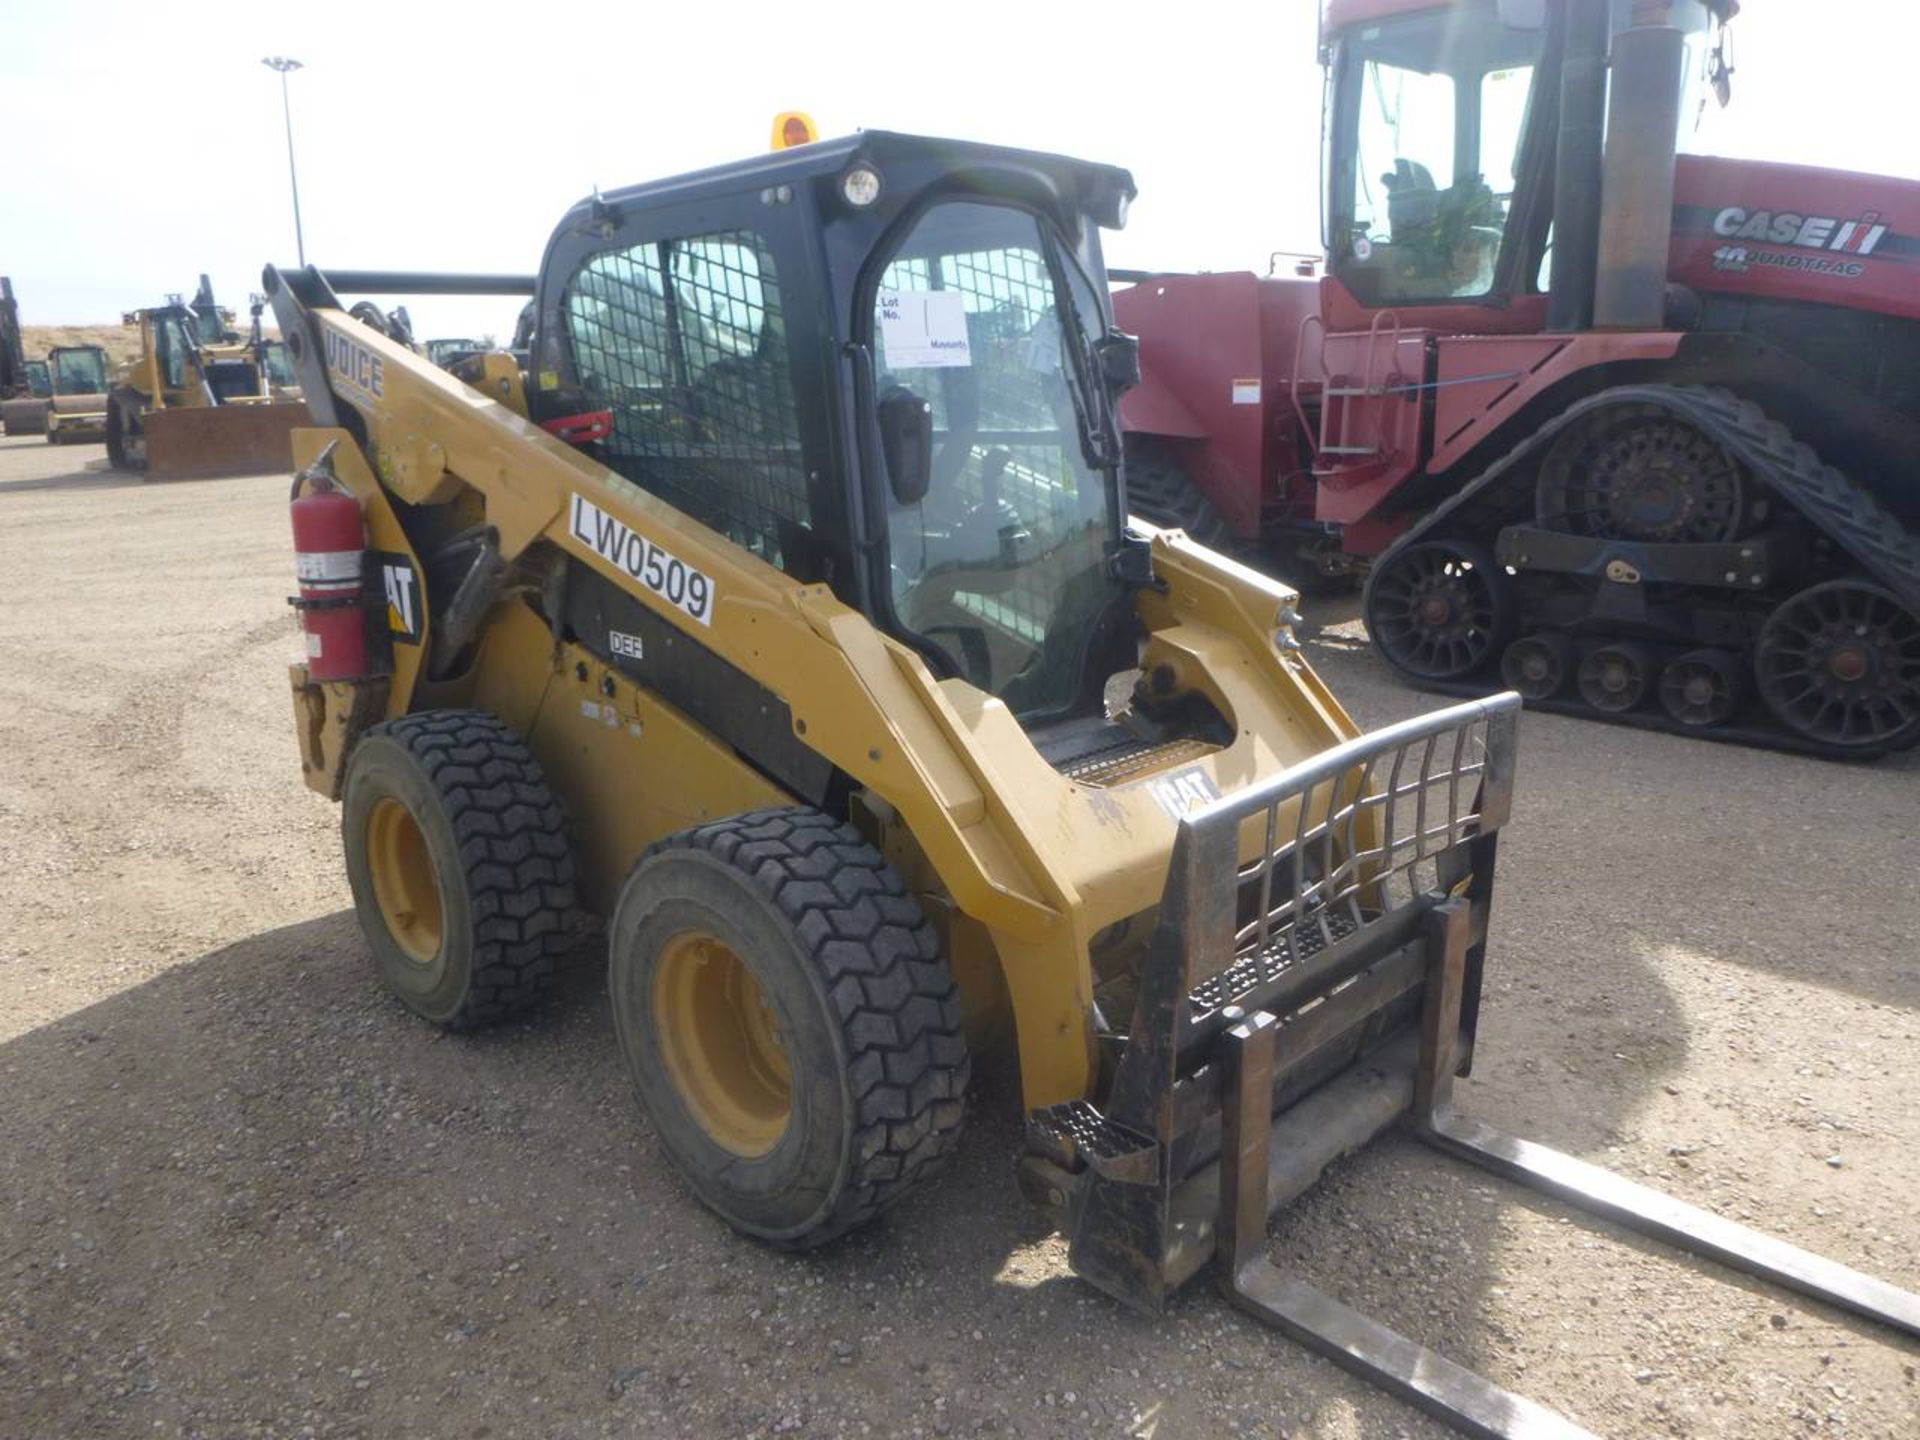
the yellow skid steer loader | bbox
[265,131,1920,1439]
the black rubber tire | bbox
[1123,435,1237,552]
[104,394,142,472]
[341,710,577,1029]
[609,807,969,1249]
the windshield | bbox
[1336,0,1546,302]
[51,350,105,394]
[871,201,1117,722]
[262,341,295,386]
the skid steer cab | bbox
[265,130,1920,1437]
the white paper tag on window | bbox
[878,289,972,368]
[1231,378,1262,405]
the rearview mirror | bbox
[1095,331,1141,392]
[878,384,933,506]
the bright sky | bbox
[3,1,1914,339]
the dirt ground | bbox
[1,432,1915,1440]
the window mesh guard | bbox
[565,232,811,570]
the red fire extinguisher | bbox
[290,466,369,681]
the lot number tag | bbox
[569,493,715,626]
[879,288,972,368]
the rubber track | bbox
[1371,383,1920,755]
[649,807,970,1247]
[1387,384,1920,611]
[1124,435,1237,552]
[373,710,578,1027]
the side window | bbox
[564,229,811,573]
[157,317,189,390]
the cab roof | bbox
[570,130,1134,225]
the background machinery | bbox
[1115,0,1920,757]
[265,131,1920,1437]
[424,336,488,369]
[42,343,109,444]
[1,275,54,436]
[106,275,306,478]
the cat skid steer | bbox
[264,131,1919,1439]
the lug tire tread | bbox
[640,806,969,1247]
[363,709,577,1028]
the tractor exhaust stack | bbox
[1593,8,1688,329]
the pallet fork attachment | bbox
[1026,693,1920,1439]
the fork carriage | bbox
[1022,693,1920,1439]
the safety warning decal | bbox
[568,493,715,626]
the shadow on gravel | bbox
[0,462,141,494]
[2,872,1904,1438]
[0,894,1712,1440]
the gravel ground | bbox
[1,432,1915,1439]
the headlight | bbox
[841,165,883,208]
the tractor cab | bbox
[1322,0,1726,321]
[527,132,1144,729]
[24,358,51,399]
[47,345,108,397]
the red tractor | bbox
[1115,0,1920,758]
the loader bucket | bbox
[1,396,50,436]
[1024,693,1920,1438]
[142,401,306,480]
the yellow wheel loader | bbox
[106,277,304,479]
[265,132,1920,1439]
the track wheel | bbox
[1365,541,1514,682]
[1576,643,1653,713]
[1536,405,1746,543]
[610,807,969,1248]
[342,710,578,1028]
[1754,580,1920,751]
[1499,633,1572,701]
[1658,649,1743,728]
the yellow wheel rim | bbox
[653,931,792,1157]
[366,797,444,964]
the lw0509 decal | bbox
[568,494,715,626]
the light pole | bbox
[262,56,305,265]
